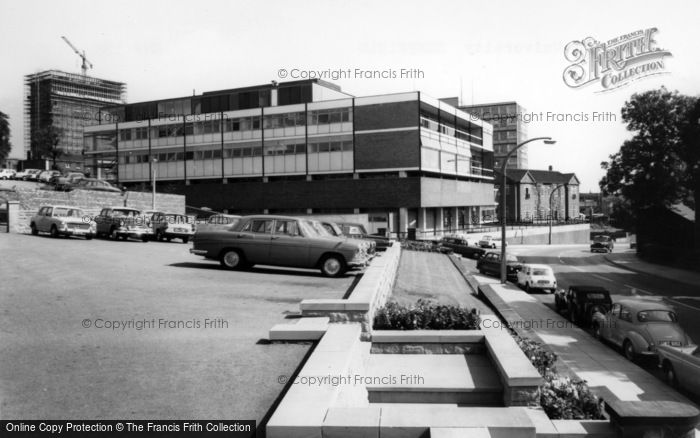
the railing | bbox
[395,218,589,241]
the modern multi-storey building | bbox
[459,101,528,169]
[24,70,126,170]
[84,79,495,236]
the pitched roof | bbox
[527,169,578,185]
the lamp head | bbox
[543,139,556,145]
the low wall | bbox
[300,244,401,340]
[0,187,185,234]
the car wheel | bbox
[156,230,164,241]
[110,227,119,240]
[181,236,189,244]
[30,223,38,235]
[141,235,149,242]
[220,249,245,270]
[623,340,636,362]
[592,322,602,340]
[50,225,59,238]
[569,308,577,324]
[663,362,678,387]
[85,234,93,240]
[525,283,531,293]
[320,255,346,277]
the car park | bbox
[190,215,368,276]
[0,169,15,180]
[516,264,557,293]
[151,212,195,243]
[337,222,392,251]
[29,205,95,239]
[476,251,522,280]
[72,178,122,193]
[555,285,612,326]
[439,235,485,260]
[478,234,505,249]
[591,299,694,362]
[657,345,700,395]
[94,207,152,241]
[590,235,614,253]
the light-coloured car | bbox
[30,205,95,239]
[190,215,368,276]
[152,212,195,243]
[20,169,43,181]
[657,345,700,396]
[94,207,153,241]
[516,264,557,293]
[0,169,15,180]
[592,299,694,362]
[478,235,505,249]
[38,170,61,183]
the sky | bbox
[1,0,699,192]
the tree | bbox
[32,125,64,169]
[679,98,700,248]
[0,111,11,166]
[600,88,697,217]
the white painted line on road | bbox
[622,284,700,311]
[592,274,613,282]
[623,284,652,295]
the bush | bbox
[400,240,452,254]
[373,299,480,330]
[539,377,606,420]
[513,335,558,378]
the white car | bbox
[478,235,505,249]
[0,169,15,179]
[30,205,96,239]
[516,264,557,293]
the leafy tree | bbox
[0,111,11,166]
[600,87,698,230]
[679,98,700,247]
[32,125,64,169]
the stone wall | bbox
[0,188,185,234]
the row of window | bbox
[120,140,353,164]
[115,109,353,141]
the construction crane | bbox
[61,36,93,76]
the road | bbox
[0,232,356,424]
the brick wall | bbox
[3,188,184,234]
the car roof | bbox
[239,214,301,221]
[106,206,141,211]
[39,205,84,210]
[523,264,552,270]
[617,299,674,312]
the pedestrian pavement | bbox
[604,252,700,287]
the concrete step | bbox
[268,316,329,341]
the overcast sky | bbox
[1,0,699,191]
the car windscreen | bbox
[53,208,84,218]
[532,269,552,276]
[586,293,608,300]
[594,236,610,242]
[113,210,139,217]
[505,255,518,263]
[637,310,677,323]
[299,220,318,237]
[308,221,332,237]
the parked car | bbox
[590,235,614,253]
[151,212,195,243]
[29,205,95,239]
[54,172,85,190]
[478,235,505,249]
[516,264,557,293]
[195,214,242,233]
[476,251,522,280]
[0,169,15,180]
[190,215,369,276]
[94,207,152,241]
[591,299,694,362]
[72,178,122,193]
[38,170,61,184]
[20,169,43,181]
[337,222,392,251]
[657,345,700,395]
[440,235,485,260]
[320,221,376,254]
[555,285,612,326]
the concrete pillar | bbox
[306,175,312,181]
[353,208,360,214]
[7,201,19,233]
[437,208,444,236]
[421,208,427,235]
[399,207,409,236]
[453,207,459,232]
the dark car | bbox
[190,215,368,276]
[590,235,614,253]
[151,212,195,243]
[337,222,392,251]
[71,178,122,193]
[555,285,612,326]
[440,236,485,260]
[94,207,153,241]
[476,251,522,280]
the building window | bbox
[525,188,530,199]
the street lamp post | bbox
[499,137,556,283]
[548,184,566,245]
[152,158,158,211]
